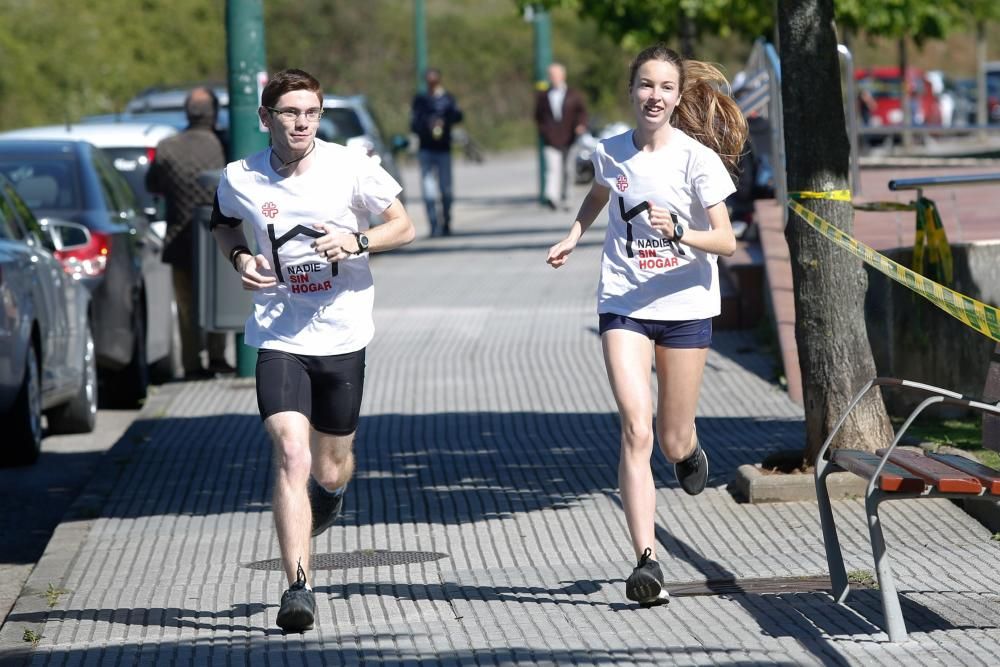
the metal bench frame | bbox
[815,376,1000,642]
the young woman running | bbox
[546,44,747,606]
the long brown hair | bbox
[628,44,747,180]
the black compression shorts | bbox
[255,348,366,435]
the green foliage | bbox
[0,0,226,130]
[22,628,41,647]
[892,416,1000,468]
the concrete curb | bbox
[732,464,867,504]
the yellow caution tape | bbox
[852,201,916,212]
[787,190,853,202]
[787,199,1000,343]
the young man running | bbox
[211,68,415,632]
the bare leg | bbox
[264,411,313,585]
[310,430,355,491]
[653,346,709,463]
[602,329,656,560]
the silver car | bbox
[0,173,96,465]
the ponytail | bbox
[629,44,748,181]
[673,60,748,180]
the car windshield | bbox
[317,108,365,144]
[102,147,155,208]
[0,157,81,212]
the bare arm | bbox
[647,200,737,257]
[212,224,278,290]
[311,198,416,261]
[546,180,610,268]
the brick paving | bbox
[2,153,1000,665]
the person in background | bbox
[410,67,463,237]
[535,62,589,211]
[146,87,232,379]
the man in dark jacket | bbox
[410,68,463,237]
[534,62,588,211]
[146,87,230,379]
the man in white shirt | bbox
[211,68,415,633]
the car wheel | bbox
[7,340,43,466]
[106,308,149,409]
[47,323,98,434]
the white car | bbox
[0,122,178,228]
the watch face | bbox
[357,233,369,251]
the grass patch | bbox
[22,628,41,647]
[847,569,877,589]
[892,416,1000,469]
[44,583,68,608]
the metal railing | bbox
[888,172,1000,200]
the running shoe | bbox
[674,439,708,496]
[625,547,669,607]
[276,561,315,632]
[309,478,345,537]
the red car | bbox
[856,67,942,127]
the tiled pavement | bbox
[2,152,1000,665]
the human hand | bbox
[237,254,278,290]
[546,237,577,268]
[311,222,358,262]
[647,202,678,239]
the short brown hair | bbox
[260,68,322,109]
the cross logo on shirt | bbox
[261,202,279,218]
[616,174,629,192]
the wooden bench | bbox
[814,376,1000,642]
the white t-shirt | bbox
[215,139,401,355]
[593,129,736,320]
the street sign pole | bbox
[531,5,552,205]
[414,0,428,94]
[225,0,268,378]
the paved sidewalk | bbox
[3,152,1000,665]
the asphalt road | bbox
[0,404,138,626]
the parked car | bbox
[0,122,178,226]
[110,85,407,201]
[855,66,942,127]
[0,172,96,464]
[0,139,175,407]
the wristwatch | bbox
[673,222,685,242]
[354,232,370,254]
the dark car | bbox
[0,139,175,407]
[0,172,97,464]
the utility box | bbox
[194,170,254,332]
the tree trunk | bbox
[777,0,894,462]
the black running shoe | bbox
[625,547,669,607]
[276,561,315,632]
[674,439,709,496]
[309,478,345,537]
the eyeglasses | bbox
[266,107,324,123]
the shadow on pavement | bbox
[71,410,802,523]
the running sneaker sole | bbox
[276,606,314,632]
[625,570,663,604]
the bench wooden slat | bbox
[876,448,983,494]
[831,450,926,493]
[926,452,1000,495]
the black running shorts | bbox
[255,348,366,435]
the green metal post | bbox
[226,0,268,377]
[414,0,428,94]
[532,5,552,205]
